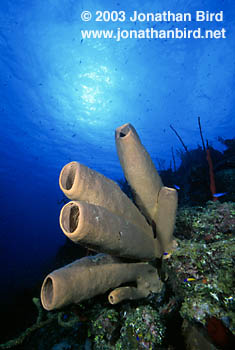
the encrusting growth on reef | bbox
[40,123,178,310]
[2,186,234,349]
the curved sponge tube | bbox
[59,200,161,261]
[59,161,153,237]
[116,123,177,256]
[41,254,162,311]
[115,123,163,221]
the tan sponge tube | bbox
[115,123,163,222]
[40,123,177,311]
[59,161,153,237]
[115,123,177,255]
[60,200,161,261]
[155,186,178,255]
[41,254,162,311]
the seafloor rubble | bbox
[1,201,234,350]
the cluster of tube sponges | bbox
[40,123,178,311]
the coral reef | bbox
[2,124,234,349]
[169,118,235,206]
[163,201,235,349]
[174,201,235,241]
[90,304,166,350]
[117,305,166,349]
[1,201,234,349]
[90,305,166,350]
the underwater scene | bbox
[0,0,234,349]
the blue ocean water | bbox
[0,0,234,347]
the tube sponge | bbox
[155,186,178,255]
[115,123,163,222]
[41,254,162,311]
[59,161,153,237]
[116,123,178,256]
[60,200,161,261]
[40,123,177,311]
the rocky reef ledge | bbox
[1,201,234,350]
